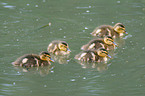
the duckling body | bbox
[12,52,54,68]
[91,23,127,38]
[81,36,116,51]
[47,40,71,55]
[75,48,111,62]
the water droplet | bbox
[1,3,7,5]
[90,19,92,21]
[27,4,30,6]
[13,82,16,85]
[89,6,91,8]
[36,19,39,21]
[64,36,66,38]
[111,74,116,76]
[4,26,7,28]
[85,27,88,29]
[142,8,145,11]
[44,85,47,87]
[83,77,86,79]
[49,22,51,26]
[142,47,145,50]
[70,79,75,81]
[35,5,38,7]
[86,10,90,13]
[51,70,54,73]
[67,60,70,62]
[117,1,120,3]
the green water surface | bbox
[0,0,145,96]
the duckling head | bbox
[40,51,54,62]
[97,48,111,58]
[58,42,71,52]
[114,23,128,34]
[104,36,117,46]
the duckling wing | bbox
[92,25,114,37]
[12,54,41,67]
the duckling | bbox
[12,51,54,68]
[75,48,111,62]
[47,40,71,55]
[81,36,117,51]
[91,23,128,38]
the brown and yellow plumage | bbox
[91,23,127,38]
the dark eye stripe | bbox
[46,55,51,57]
[107,39,113,42]
[102,51,108,54]
[62,42,68,46]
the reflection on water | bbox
[76,60,110,72]
[51,54,71,64]
[12,65,55,76]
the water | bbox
[1,0,145,96]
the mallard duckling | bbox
[81,36,117,50]
[47,40,71,55]
[75,48,111,62]
[91,23,128,38]
[12,51,54,68]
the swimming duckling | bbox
[47,40,71,55]
[91,23,128,38]
[81,36,117,51]
[75,48,111,62]
[12,51,54,68]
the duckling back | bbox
[12,54,50,68]
[91,25,114,37]
[81,39,106,51]
[75,50,101,62]
[47,41,59,53]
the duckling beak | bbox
[67,48,71,52]
[124,31,128,35]
[49,58,55,62]
[113,42,117,46]
[107,54,112,58]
